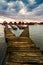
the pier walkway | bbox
[4,25,43,65]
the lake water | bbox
[29,25,43,50]
[0,25,7,65]
[0,24,43,65]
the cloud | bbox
[27,0,43,11]
[29,0,36,5]
[21,0,29,5]
[0,0,43,12]
[6,0,25,14]
[14,3,43,22]
[27,4,43,21]
[0,0,43,22]
[0,0,8,11]
[19,8,27,15]
[34,4,43,16]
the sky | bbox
[0,0,43,22]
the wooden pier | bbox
[4,25,43,65]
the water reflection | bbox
[0,25,7,65]
[29,25,43,50]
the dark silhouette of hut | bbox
[3,21,7,25]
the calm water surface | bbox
[0,25,7,65]
[29,25,43,50]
